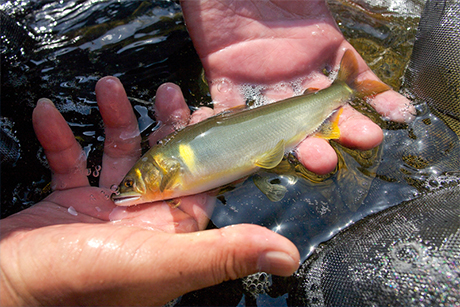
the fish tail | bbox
[337,50,391,98]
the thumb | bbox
[152,224,300,305]
[172,223,300,282]
[101,224,300,306]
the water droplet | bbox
[216,79,232,93]
[100,190,110,200]
[68,206,78,216]
[110,184,118,192]
[92,169,100,177]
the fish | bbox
[112,50,390,206]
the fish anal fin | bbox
[255,140,285,169]
[313,108,342,140]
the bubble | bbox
[110,184,119,193]
[272,82,290,93]
[423,173,460,191]
[238,83,269,107]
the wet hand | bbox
[0,77,299,306]
[181,0,415,174]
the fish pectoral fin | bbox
[313,108,342,140]
[159,159,181,192]
[255,140,285,169]
[166,199,181,208]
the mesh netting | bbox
[288,185,460,306]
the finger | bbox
[369,90,416,123]
[32,98,89,190]
[337,105,384,150]
[189,106,214,125]
[149,83,190,145]
[108,193,215,233]
[96,76,142,189]
[296,106,384,174]
[296,138,338,175]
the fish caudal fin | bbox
[337,50,391,98]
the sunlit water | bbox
[2,0,460,306]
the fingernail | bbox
[37,98,55,107]
[257,251,298,276]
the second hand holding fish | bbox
[113,51,390,206]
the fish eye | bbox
[124,179,134,188]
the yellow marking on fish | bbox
[179,143,197,172]
[135,168,143,179]
[134,168,146,193]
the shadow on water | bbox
[1,0,459,306]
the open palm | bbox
[182,0,414,174]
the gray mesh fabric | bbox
[288,185,460,306]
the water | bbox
[1,0,209,216]
[2,0,459,305]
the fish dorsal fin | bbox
[313,108,342,140]
[255,140,285,169]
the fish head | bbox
[111,159,163,206]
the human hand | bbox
[181,0,415,174]
[0,77,300,306]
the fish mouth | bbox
[111,193,142,206]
